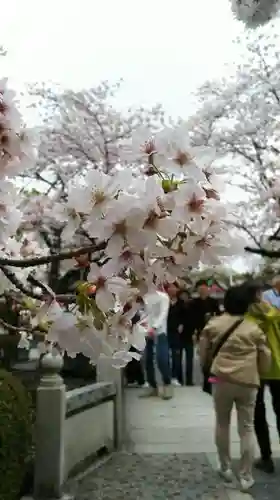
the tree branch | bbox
[268,223,280,242]
[0,267,78,304]
[0,317,31,334]
[0,242,106,268]
[229,221,261,247]
[245,246,280,258]
[0,266,42,299]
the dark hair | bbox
[240,281,261,302]
[163,281,180,292]
[223,283,259,316]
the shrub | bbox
[0,334,20,369]
[0,369,34,500]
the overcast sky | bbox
[2,0,245,115]
[1,0,260,271]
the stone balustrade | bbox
[23,353,125,500]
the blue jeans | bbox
[168,345,181,383]
[144,333,171,388]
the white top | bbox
[131,309,149,351]
[143,290,170,335]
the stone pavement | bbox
[68,383,279,500]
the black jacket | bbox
[167,299,187,348]
[189,296,221,338]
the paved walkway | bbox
[69,383,279,500]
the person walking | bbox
[246,280,280,474]
[166,282,185,386]
[140,287,173,400]
[191,284,221,391]
[192,284,221,342]
[199,285,271,492]
[178,289,196,386]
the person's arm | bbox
[185,299,201,341]
[150,292,170,331]
[176,300,187,333]
[212,298,221,316]
[198,322,213,368]
[256,329,272,376]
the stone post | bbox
[97,358,125,449]
[32,352,71,500]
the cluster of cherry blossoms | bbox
[0,78,37,246]
[0,78,242,367]
[231,0,280,27]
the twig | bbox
[0,317,31,334]
[228,221,261,247]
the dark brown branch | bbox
[26,274,53,295]
[245,246,280,258]
[268,224,280,242]
[26,275,76,304]
[229,221,261,247]
[0,242,106,268]
[0,266,42,299]
[39,229,54,250]
[0,267,78,305]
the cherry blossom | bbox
[156,125,214,180]
[0,78,245,368]
[87,262,129,312]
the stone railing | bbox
[25,353,125,500]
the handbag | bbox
[202,318,243,395]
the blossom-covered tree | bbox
[0,74,242,367]
[187,28,280,256]
[21,81,167,287]
[231,0,280,26]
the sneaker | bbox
[139,387,158,398]
[171,378,181,387]
[240,477,255,492]
[218,468,234,483]
[254,457,275,474]
[161,385,173,400]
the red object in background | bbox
[210,284,223,293]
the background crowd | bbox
[125,281,221,390]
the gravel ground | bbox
[67,452,229,500]
[66,453,280,499]
[235,458,280,500]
